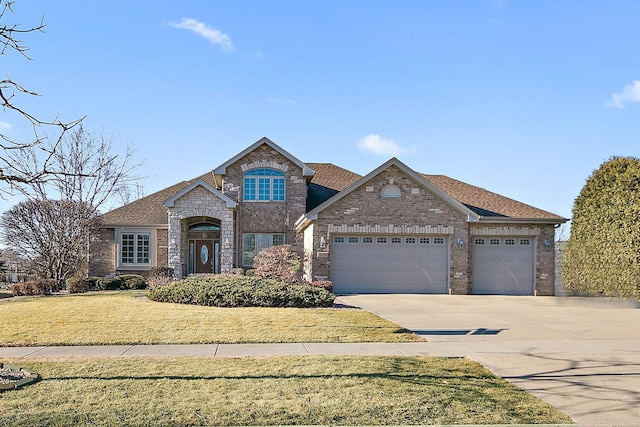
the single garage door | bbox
[472,237,534,295]
[330,235,449,294]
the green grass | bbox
[0,291,420,345]
[0,356,573,426]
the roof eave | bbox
[213,137,315,177]
[476,216,569,225]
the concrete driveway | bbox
[337,294,640,427]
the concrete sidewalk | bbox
[0,341,470,358]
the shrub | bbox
[148,275,335,308]
[11,279,56,296]
[83,277,102,290]
[310,280,333,292]
[97,277,123,290]
[252,244,301,285]
[66,278,89,294]
[117,274,147,290]
[147,267,175,289]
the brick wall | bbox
[89,228,115,277]
[222,143,308,266]
[309,165,470,291]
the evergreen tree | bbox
[563,156,640,298]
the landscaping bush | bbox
[83,277,102,290]
[97,277,123,290]
[66,278,89,294]
[309,280,333,292]
[147,266,175,289]
[117,274,147,290]
[11,279,56,296]
[148,275,335,308]
[252,244,301,285]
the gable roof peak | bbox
[213,137,315,177]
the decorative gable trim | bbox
[163,179,237,208]
[295,157,479,231]
[241,160,288,172]
[213,137,315,177]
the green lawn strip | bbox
[0,356,573,426]
[0,291,419,345]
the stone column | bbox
[167,209,183,278]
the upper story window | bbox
[243,168,286,201]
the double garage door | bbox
[472,236,534,295]
[330,235,449,294]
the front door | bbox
[195,240,214,273]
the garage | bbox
[471,237,534,295]
[330,235,449,294]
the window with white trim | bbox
[243,168,285,201]
[120,233,150,265]
[242,233,286,266]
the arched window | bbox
[243,168,285,201]
[381,184,401,199]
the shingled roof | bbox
[100,172,217,226]
[423,174,565,221]
[100,161,564,227]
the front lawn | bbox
[0,356,573,426]
[0,291,419,346]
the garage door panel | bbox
[331,235,448,294]
[472,237,534,295]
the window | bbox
[420,237,430,244]
[505,239,515,245]
[391,237,402,244]
[434,237,445,244]
[381,184,401,198]
[474,238,485,245]
[490,238,501,245]
[121,233,150,265]
[363,237,374,243]
[405,237,416,244]
[242,233,286,266]
[243,168,285,201]
[348,237,359,243]
[520,239,531,245]
[377,237,388,243]
[334,236,345,243]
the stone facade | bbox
[167,186,234,277]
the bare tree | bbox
[1,0,82,195]
[14,124,142,213]
[0,199,99,287]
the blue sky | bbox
[2,0,639,227]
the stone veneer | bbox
[167,185,234,277]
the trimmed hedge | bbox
[96,275,147,291]
[148,275,335,308]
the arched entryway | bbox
[185,217,221,275]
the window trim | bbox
[115,228,157,270]
[243,168,286,202]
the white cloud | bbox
[357,134,407,156]
[169,18,234,52]
[607,80,640,109]
[0,121,12,131]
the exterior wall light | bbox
[320,236,326,249]
[457,237,464,248]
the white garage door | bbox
[472,237,534,295]
[330,235,449,294]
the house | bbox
[91,137,568,295]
